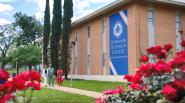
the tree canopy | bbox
[13,12,43,47]
[0,25,16,68]
[9,45,41,70]
[50,0,62,73]
[43,0,50,66]
[61,0,73,79]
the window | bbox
[87,26,90,38]
[87,55,90,68]
[148,4,155,62]
[102,53,106,68]
[148,4,155,47]
[74,32,78,57]
[176,11,182,51]
[102,16,106,75]
[86,25,90,75]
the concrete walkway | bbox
[47,85,102,98]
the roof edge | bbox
[72,0,131,28]
[145,0,185,7]
[71,0,185,28]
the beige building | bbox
[68,0,185,81]
[37,0,185,81]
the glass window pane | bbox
[87,26,90,38]
[148,19,153,24]
[102,53,106,67]
[176,15,180,22]
[176,23,180,29]
[148,11,153,19]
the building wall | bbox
[70,1,185,76]
[70,25,87,75]
[181,9,185,39]
[70,3,134,75]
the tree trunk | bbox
[28,65,32,71]
[1,54,6,69]
[1,62,6,69]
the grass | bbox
[7,68,36,76]
[7,68,17,75]
[20,88,95,103]
[62,80,127,92]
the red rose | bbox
[12,77,26,90]
[27,81,41,90]
[18,71,30,81]
[124,75,133,82]
[130,83,142,91]
[3,81,16,93]
[162,84,177,101]
[172,80,185,90]
[132,75,142,84]
[154,60,171,74]
[154,46,162,53]
[147,47,155,54]
[0,93,13,103]
[96,97,105,103]
[164,44,173,52]
[181,65,185,72]
[140,55,149,63]
[181,39,185,47]
[29,71,41,82]
[116,86,123,94]
[0,70,9,80]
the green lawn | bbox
[21,88,95,103]
[62,80,127,92]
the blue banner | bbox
[109,10,128,75]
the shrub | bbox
[97,36,185,103]
[0,70,41,103]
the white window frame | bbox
[74,32,78,57]
[74,32,78,75]
[148,4,155,62]
[176,11,182,51]
[148,4,155,47]
[102,16,106,75]
[86,25,90,75]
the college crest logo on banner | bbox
[109,10,128,75]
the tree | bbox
[0,25,16,68]
[50,0,62,74]
[9,45,41,71]
[13,12,43,47]
[43,0,50,66]
[61,0,73,79]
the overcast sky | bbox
[0,0,184,25]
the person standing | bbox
[42,64,48,86]
[48,65,54,86]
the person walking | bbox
[48,65,54,86]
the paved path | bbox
[47,85,102,98]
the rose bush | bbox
[0,70,41,103]
[97,32,185,103]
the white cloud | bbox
[0,0,17,2]
[71,0,115,22]
[72,9,94,21]
[89,0,114,4]
[26,0,114,22]
[0,3,14,14]
[0,18,11,25]
[26,0,54,23]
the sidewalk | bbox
[47,85,102,98]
